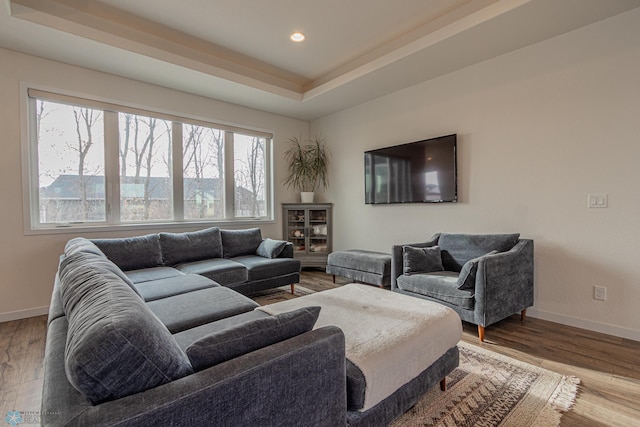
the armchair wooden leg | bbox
[290,284,295,295]
[521,308,527,323]
[440,378,446,391]
[478,325,485,342]
[332,275,336,284]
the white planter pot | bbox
[300,192,315,203]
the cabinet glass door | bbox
[308,209,328,254]
[286,209,306,252]
[282,203,332,267]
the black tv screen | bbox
[365,134,457,204]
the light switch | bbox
[587,193,608,208]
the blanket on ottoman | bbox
[257,284,461,411]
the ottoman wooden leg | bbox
[332,275,336,284]
[290,284,295,295]
[478,325,485,342]
[440,378,447,391]
[521,308,527,322]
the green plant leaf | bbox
[283,136,330,192]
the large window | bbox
[27,90,272,230]
[119,113,173,222]
[182,124,225,220]
[36,101,106,223]
[234,133,267,218]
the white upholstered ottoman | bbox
[257,283,462,413]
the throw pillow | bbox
[402,245,444,275]
[91,234,163,271]
[256,238,288,259]
[439,233,520,271]
[186,306,320,371]
[456,250,498,290]
[159,227,223,266]
[221,228,263,258]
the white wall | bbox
[0,48,307,321]
[312,9,640,341]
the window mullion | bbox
[26,96,41,229]
[265,138,273,220]
[172,122,184,221]
[224,131,235,219]
[104,111,120,224]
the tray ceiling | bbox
[2,0,639,120]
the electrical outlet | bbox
[594,286,607,301]
[588,193,608,208]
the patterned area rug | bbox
[252,286,579,426]
[392,341,580,427]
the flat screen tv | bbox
[365,134,457,204]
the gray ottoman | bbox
[326,249,391,287]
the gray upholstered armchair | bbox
[391,233,534,341]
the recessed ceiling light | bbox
[290,32,306,42]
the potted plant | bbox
[283,136,330,203]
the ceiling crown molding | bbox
[10,0,306,99]
[5,0,639,120]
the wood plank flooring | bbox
[1,269,638,426]
[0,315,47,421]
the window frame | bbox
[21,86,275,235]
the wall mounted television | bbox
[364,134,457,204]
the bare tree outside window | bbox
[183,124,225,219]
[36,100,105,223]
[73,107,100,219]
[119,113,173,221]
[234,135,266,217]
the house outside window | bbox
[182,123,225,220]
[26,89,273,232]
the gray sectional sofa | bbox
[391,233,534,341]
[42,228,350,426]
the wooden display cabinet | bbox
[282,203,333,268]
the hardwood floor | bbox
[0,315,47,422]
[1,269,638,426]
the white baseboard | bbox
[0,306,49,323]
[527,308,640,342]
